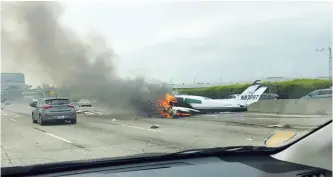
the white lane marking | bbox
[119,124,161,132]
[46,132,72,144]
[10,118,17,121]
[253,118,271,120]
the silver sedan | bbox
[78,99,92,107]
[31,98,77,125]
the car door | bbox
[36,99,44,119]
[32,99,40,119]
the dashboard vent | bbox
[297,171,328,177]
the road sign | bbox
[49,90,55,96]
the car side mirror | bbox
[29,102,37,108]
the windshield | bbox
[1,1,332,168]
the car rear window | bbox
[45,99,70,105]
[319,89,332,95]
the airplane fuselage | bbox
[188,107,247,114]
[173,95,248,114]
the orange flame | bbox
[161,93,177,107]
[158,93,177,118]
[158,93,191,118]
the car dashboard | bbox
[24,155,331,177]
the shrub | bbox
[175,79,332,99]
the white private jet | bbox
[172,80,268,114]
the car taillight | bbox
[68,104,74,108]
[43,105,52,109]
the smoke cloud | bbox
[1,1,170,114]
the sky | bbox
[2,1,333,86]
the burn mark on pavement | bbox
[33,127,89,151]
[33,127,47,133]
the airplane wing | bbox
[173,106,200,113]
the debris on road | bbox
[267,124,292,128]
[84,112,95,115]
[76,110,86,114]
[112,119,116,122]
[151,124,160,129]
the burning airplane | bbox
[138,80,267,119]
[158,93,191,118]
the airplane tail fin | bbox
[239,80,262,97]
[237,80,268,106]
[243,86,268,106]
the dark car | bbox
[259,93,279,100]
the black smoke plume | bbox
[1,1,171,114]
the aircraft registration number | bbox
[240,95,260,100]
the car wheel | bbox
[71,119,77,124]
[32,114,37,123]
[39,115,45,126]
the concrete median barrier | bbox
[248,99,332,115]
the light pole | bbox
[316,47,332,80]
[37,89,46,98]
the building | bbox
[1,73,26,90]
[1,73,27,100]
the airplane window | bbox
[184,98,202,104]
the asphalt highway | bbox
[1,103,330,167]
